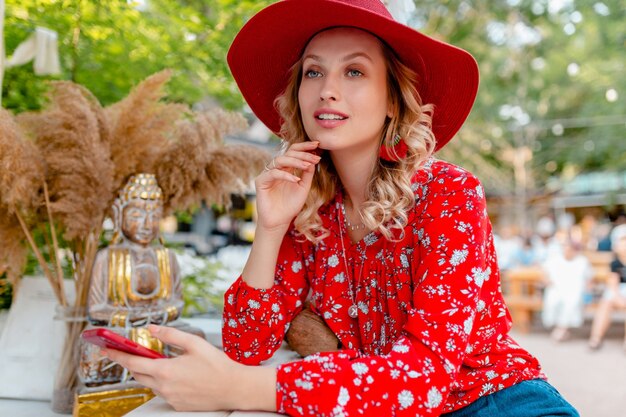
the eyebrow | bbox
[302,51,374,63]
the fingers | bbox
[263,141,321,174]
[282,142,322,164]
[102,348,158,375]
[129,370,159,389]
[298,162,316,189]
[287,140,320,153]
[261,167,301,184]
[274,154,318,172]
[148,325,207,354]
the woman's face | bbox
[298,27,392,155]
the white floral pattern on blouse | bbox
[223,160,544,416]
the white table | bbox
[130,400,281,417]
[0,307,67,417]
[0,398,68,417]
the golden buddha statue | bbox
[79,173,185,386]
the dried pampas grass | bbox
[105,70,189,191]
[18,82,115,241]
[0,108,43,291]
[0,108,62,301]
[0,211,28,286]
[1,72,271,405]
[205,144,269,204]
[1,71,271,292]
[0,109,44,214]
[9,82,116,403]
[156,110,270,213]
[192,109,249,144]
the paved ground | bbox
[510,319,626,417]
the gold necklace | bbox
[338,203,363,319]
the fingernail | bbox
[148,324,160,334]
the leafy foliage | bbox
[4,0,623,192]
[4,0,271,111]
[0,275,12,309]
[422,0,625,192]
[176,250,226,317]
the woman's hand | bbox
[103,325,277,412]
[255,141,321,232]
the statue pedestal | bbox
[74,385,155,417]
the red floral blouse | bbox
[222,159,544,416]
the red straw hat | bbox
[227,0,479,151]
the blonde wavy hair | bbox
[275,33,436,243]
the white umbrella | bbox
[0,3,61,106]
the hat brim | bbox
[227,0,479,151]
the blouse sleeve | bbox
[276,170,493,417]
[222,228,313,365]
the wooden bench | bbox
[501,252,614,333]
[502,267,545,333]
[584,250,613,299]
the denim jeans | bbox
[441,379,579,417]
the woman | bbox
[541,240,593,342]
[588,224,626,350]
[106,1,579,415]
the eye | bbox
[304,69,322,78]
[347,69,363,77]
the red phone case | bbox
[81,328,166,359]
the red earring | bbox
[379,134,408,162]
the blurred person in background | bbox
[571,214,598,251]
[493,223,522,271]
[541,240,593,342]
[532,216,562,264]
[596,211,626,252]
[588,224,626,350]
[516,235,538,267]
[596,221,614,252]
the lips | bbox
[314,108,348,120]
[313,108,349,128]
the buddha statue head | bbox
[112,173,164,247]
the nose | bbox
[141,214,152,229]
[319,73,340,102]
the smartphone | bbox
[81,328,166,359]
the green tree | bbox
[3,0,270,111]
[4,0,623,191]
[415,0,625,195]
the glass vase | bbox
[51,305,87,414]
